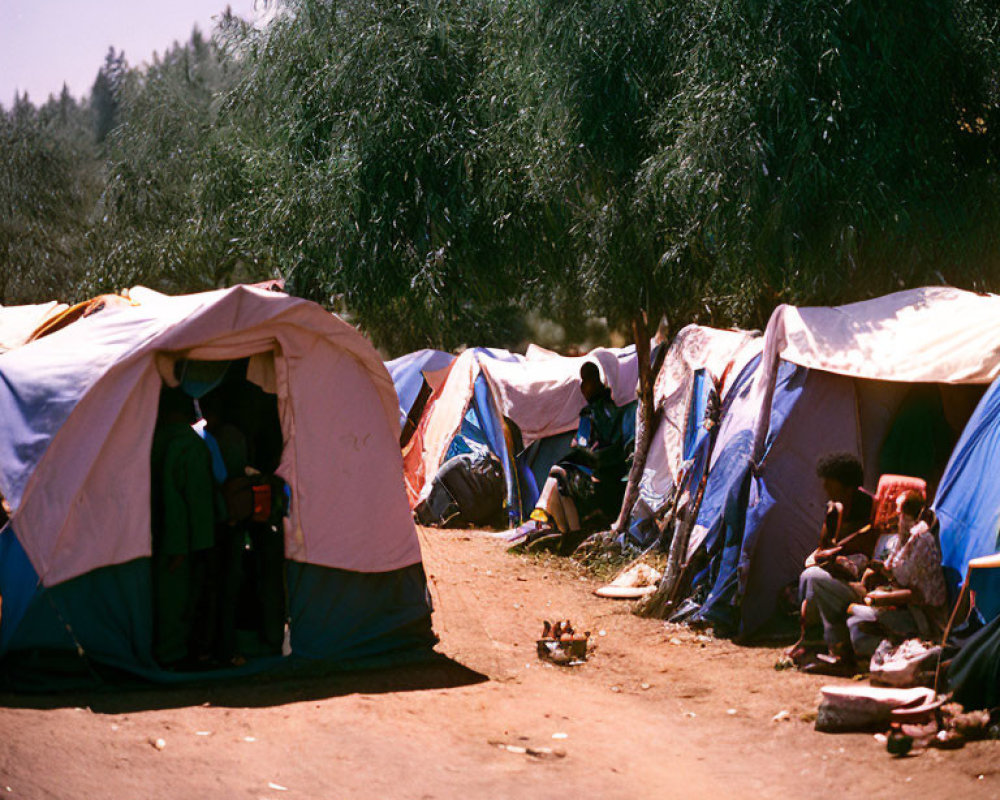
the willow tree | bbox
[503,0,701,530]
[0,94,96,304]
[204,0,542,353]
[644,0,1000,327]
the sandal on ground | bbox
[508,519,553,549]
[800,655,859,677]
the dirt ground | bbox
[1,527,998,800]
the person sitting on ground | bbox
[150,386,217,669]
[785,452,874,667]
[846,489,947,662]
[519,362,634,554]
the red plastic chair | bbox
[871,474,928,533]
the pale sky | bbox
[0,0,265,108]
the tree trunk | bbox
[637,469,706,618]
[612,312,667,533]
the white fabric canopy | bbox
[0,301,68,353]
[0,285,421,586]
[766,286,1000,384]
[751,286,1000,460]
[483,346,639,442]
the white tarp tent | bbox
[639,325,762,510]
[403,345,639,507]
[751,286,1000,459]
[685,286,1000,637]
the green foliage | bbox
[5,0,1000,351]
[83,29,240,297]
[91,47,126,144]
[0,92,98,304]
[504,0,689,330]
[203,0,539,352]
[643,0,1000,326]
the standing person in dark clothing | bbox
[150,387,216,668]
[198,387,251,666]
[227,378,287,655]
[786,452,875,670]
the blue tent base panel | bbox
[0,546,436,691]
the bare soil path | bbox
[0,528,997,799]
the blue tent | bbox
[687,360,862,634]
[935,378,1000,621]
[680,290,1000,639]
[443,365,531,522]
[386,349,455,432]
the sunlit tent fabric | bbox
[685,287,999,639]
[935,379,1000,621]
[386,349,455,432]
[0,301,68,353]
[638,325,762,513]
[0,285,432,681]
[403,345,639,523]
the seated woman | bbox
[846,489,948,663]
[519,362,634,554]
[786,453,874,667]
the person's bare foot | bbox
[784,640,808,664]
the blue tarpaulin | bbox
[690,359,865,637]
[386,349,455,431]
[935,377,1000,620]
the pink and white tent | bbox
[0,285,422,588]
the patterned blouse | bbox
[885,521,947,608]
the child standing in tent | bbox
[150,386,216,669]
[517,362,634,554]
[786,453,874,670]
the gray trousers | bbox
[799,565,863,651]
[847,604,923,660]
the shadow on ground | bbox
[0,651,488,714]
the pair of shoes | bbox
[526,533,563,553]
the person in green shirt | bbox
[150,386,216,668]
